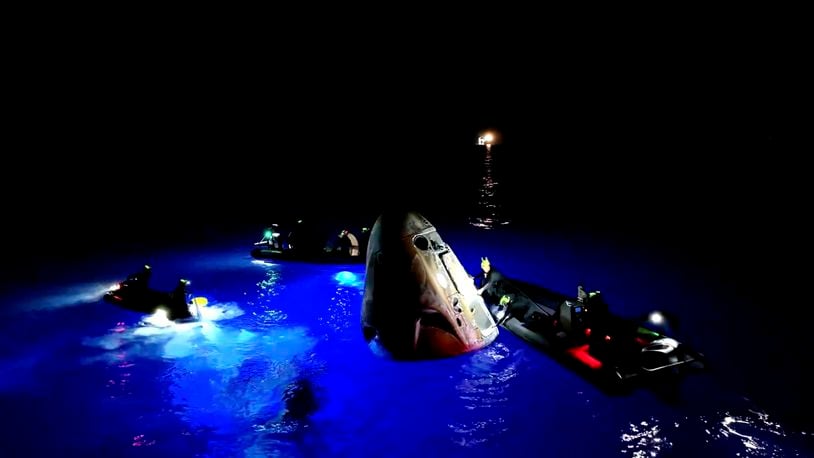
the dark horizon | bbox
[7,112,804,264]
[4,62,806,304]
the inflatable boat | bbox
[483,271,706,389]
[103,265,204,323]
[251,220,370,264]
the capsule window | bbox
[413,235,429,251]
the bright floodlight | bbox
[648,311,665,325]
[483,133,494,144]
[144,308,172,327]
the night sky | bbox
[4,35,806,302]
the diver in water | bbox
[167,278,193,321]
[281,378,318,421]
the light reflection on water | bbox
[620,417,672,457]
[450,342,515,447]
[246,263,288,329]
[164,325,318,430]
[468,147,511,230]
[318,283,362,340]
[703,408,804,458]
[620,407,812,457]
[97,321,318,452]
[4,231,814,457]
[79,272,323,455]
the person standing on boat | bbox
[473,257,502,298]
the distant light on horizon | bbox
[477,131,499,146]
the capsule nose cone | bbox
[367,211,433,245]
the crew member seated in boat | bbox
[256,225,282,249]
[576,283,609,321]
[576,283,616,356]
[490,294,513,323]
[167,278,193,321]
[125,265,152,290]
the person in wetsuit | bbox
[473,257,528,323]
[473,257,503,297]
[577,283,617,358]
[124,265,152,291]
[167,278,193,321]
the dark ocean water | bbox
[2,143,811,457]
[2,219,812,457]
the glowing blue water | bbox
[1,226,811,457]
